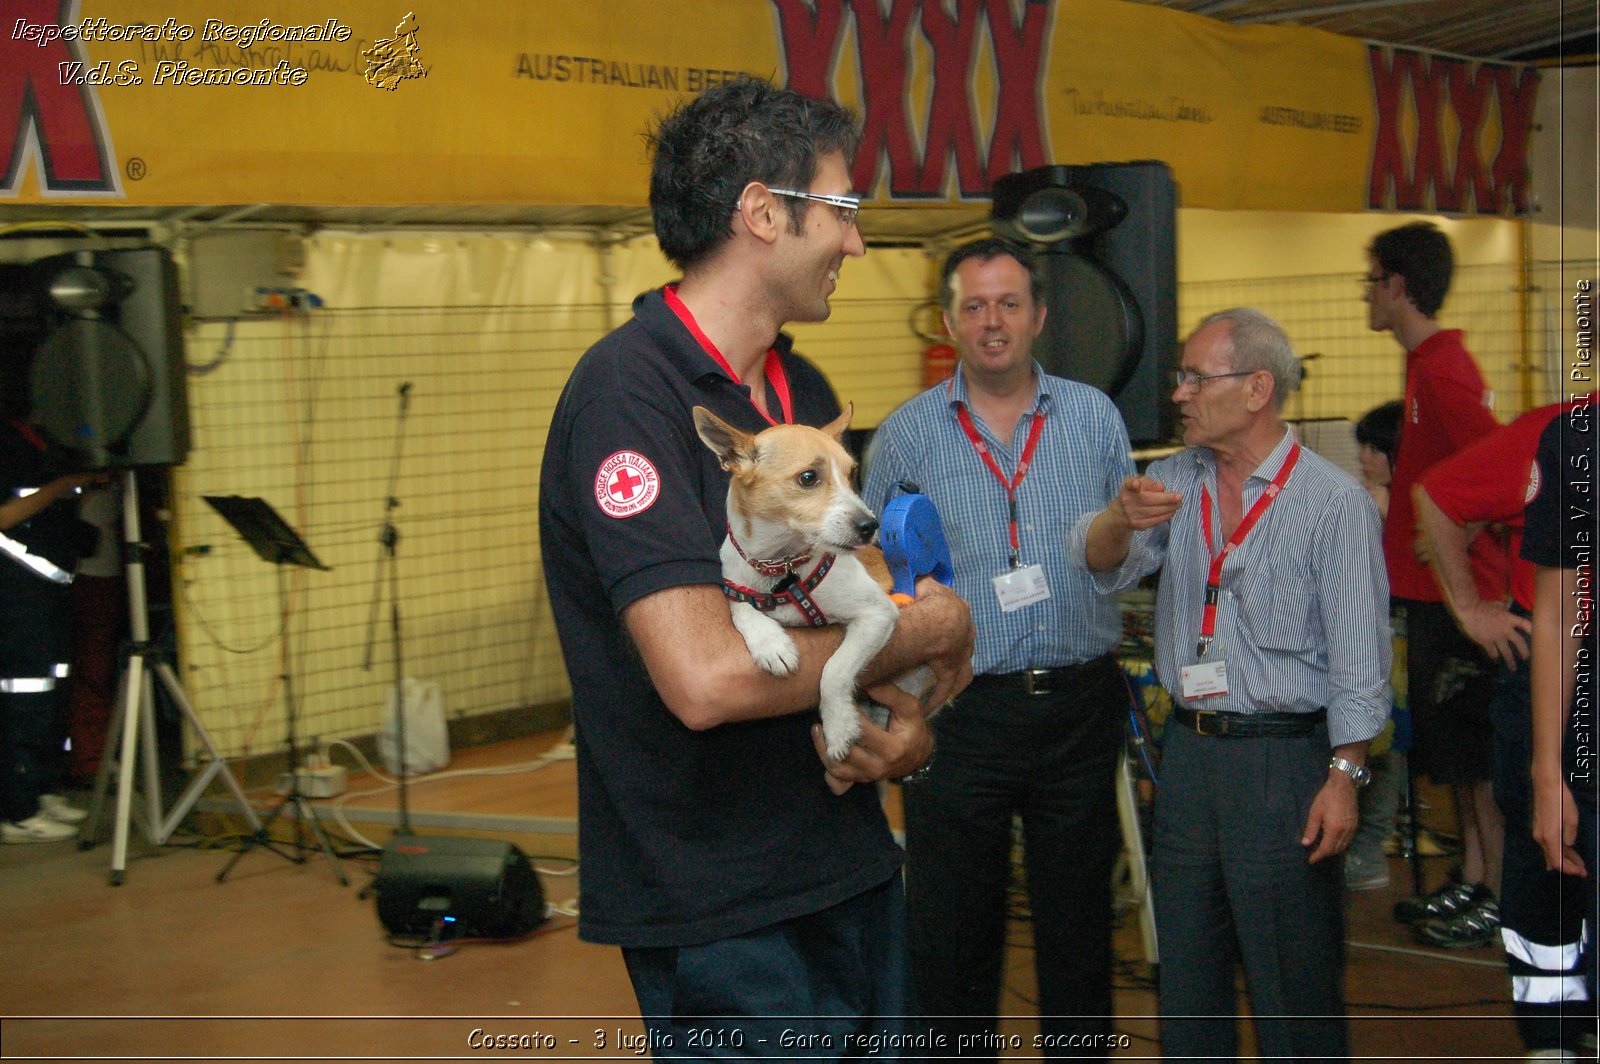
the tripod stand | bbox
[208,495,347,886]
[83,470,262,886]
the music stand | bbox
[206,496,348,886]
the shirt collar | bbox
[944,360,1052,415]
[1250,426,1300,483]
[1406,328,1464,360]
[637,286,794,387]
[1190,426,1297,483]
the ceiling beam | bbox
[1233,0,1439,25]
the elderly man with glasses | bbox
[1072,307,1391,1062]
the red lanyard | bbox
[664,285,792,426]
[953,402,1046,567]
[1195,441,1300,655]
[9,419,46,452]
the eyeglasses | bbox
[1361,271,1391,292]
[764,187,861,228]
[1172,369,1255,391]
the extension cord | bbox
[275,764,348,798]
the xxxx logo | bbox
[1367,45,1537,215]
[772,0,1052,199]
[1,0,120,196]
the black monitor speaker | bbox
[992,162,1178,445]
[374,836,547,940]
[29,246,190,468]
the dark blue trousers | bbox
[1489,660,1591,1052]
[622,876,910,1061]
[1153,719,1347,1063]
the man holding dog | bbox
[539,76,974,1056]
[864,237,1137,1059]
[1072,308,1391,1060]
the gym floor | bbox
[0,729,1535,1060]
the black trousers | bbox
[1401,598,1496,785]
[903,656,1124,1062]
[0,565,71,823]
[1153,718,1347,1064]
[1489,659,1591,1051]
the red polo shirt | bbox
[1418,397,1592,611]
[1384,329,1501,601]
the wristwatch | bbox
[896,749,935,785]
[1328,755,1371,788]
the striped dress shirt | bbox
[1067,427,1391,747]
[864,363,1135,676]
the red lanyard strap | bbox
[954,402,1046,567]
[664,285,792,426]
[1195,441,1300,655]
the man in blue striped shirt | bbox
[1071,307,1391,1062]
[864,238,1136,1059]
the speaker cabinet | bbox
[30,247,190,468]
[992,163,1177,445]
[374,836,547,940]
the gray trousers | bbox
[1153,719,1348,1063]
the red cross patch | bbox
[595,450,661,518]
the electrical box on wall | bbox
[186,230,306,319]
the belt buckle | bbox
[1023,669,1051,696]
[1192,710,1223,737]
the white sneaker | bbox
[38,793,87,824]
[2,814,77,843]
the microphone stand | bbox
[362,382,414,838]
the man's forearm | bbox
[1413,485,1489,616]
[1082,508,1133,573]
[0,475,80,532]
[860,580,973,686]
[1530,566,1573,784]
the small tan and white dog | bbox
[693,404,933,760]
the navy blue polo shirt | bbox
[538,288,903,948]
[1521,405,1598,792]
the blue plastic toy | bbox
[878,492,954,602]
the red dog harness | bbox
[721,527,838,627]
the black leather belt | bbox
[972,656,1114,697]
[1174,706,1326,738]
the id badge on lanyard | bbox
[954,402,1053,614]
[993,564,1049,613]
[1186,443,1301,700]
[1181,660,1229,699]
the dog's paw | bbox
[821,707,862,762]
[747,629,800,676]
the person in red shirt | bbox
[1415,396,1594,1056]
[1365,222,1504,932]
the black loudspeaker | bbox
[373,836,547,940]
[29,246,190,468]
[992,162,1177,445]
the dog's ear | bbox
[821,402,853,443]
[693,406,754,471]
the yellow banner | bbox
[0,0,1536,215]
